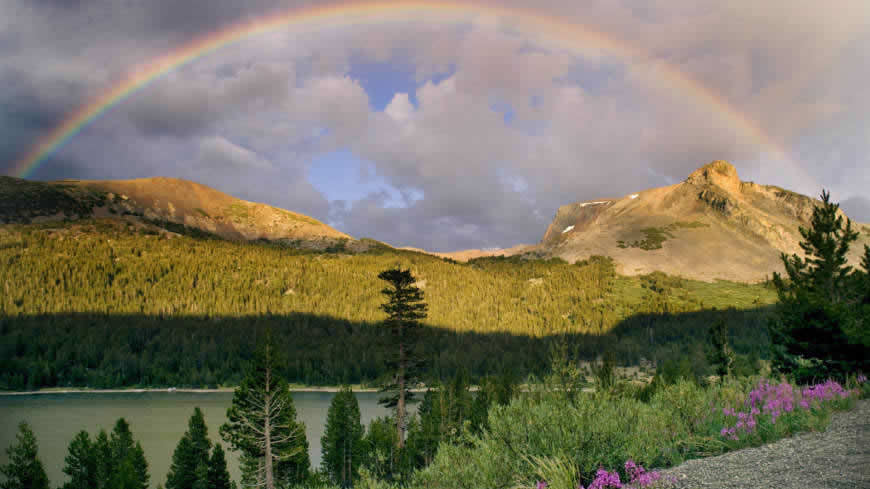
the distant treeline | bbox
[0,219,775,390]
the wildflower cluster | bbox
[718,377,863,441]
[573,461,673,489]
[800,379,853,408]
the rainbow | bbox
[11,0,800,180]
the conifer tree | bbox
[93,429,113,489]
[706,319,734,378]
[109,418,135,465]
[377,268,427,450]
[104,420,149,489]
[118,442,149,489]
[206,444,232,489]
[166,407,212,489]
[0,421,49,489]
[61,431,97,489]
[771,190,866,382]
[220,331,309,489]
[321,385,364,487]
[190,462,208,489]
[861,245,870,304]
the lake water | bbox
[0,391,398,488]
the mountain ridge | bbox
[0,175,353,249]
[532,160,869,281]
[3,161,868,282]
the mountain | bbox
[399,243,537,262]
[3,161,868,282]
[534,160,870,282]
[0,176,354,248]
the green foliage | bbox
[61,431,98,489]
[619,221,709,250]
[166,407,212,489]
[0,421,49,489]
[377,268,428,449]
[321,386,365,487]
[360,416,398,482]
[107,419,150,489]
[206,444,232,489]
[93,430,112,489]
[706,319,734,378]
[0,177,106,224]
[220,332,309,488]
[57,419,150,489]
[590,350,617,392]
[0,219,776,389]
[770,190,868,383]
[413,374,858,489]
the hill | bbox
[0,216,776,388]
[0,176,353,249]
[534,161,870,282]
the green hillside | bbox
[0,218,777,389]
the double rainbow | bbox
[12,0,797,179]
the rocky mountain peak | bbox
[685,160,741,193]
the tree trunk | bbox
[264,362,274,489]
[397,337,406,450]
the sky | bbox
[2,0,869,251]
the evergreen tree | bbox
[120,442,149,489]
[93,430,112,489]
[166,407,212,489]
[220,331,309,489]
[706,319,734,378]
[61,431,97,489]
[377,268,428,450]
[109,418,135,466]
[206,444,232,489]
[412,387,443,467]
[361,416,397,481]
[859,245,870,305]
[0,421,49,489]
[102,420,149,489]
[190,462,208,489]
[321,385,364,487]
[771,190,866,382]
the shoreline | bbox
[0,385,387,396]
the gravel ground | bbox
[659,399,870,489]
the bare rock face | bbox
[533,160,870,282]
[686,160,741,193]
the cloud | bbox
[197,136,273,171]
[1,0,868,251]
[841,196,870,224]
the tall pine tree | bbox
[61,431,97,489]
[206,444,232,489]
[220,331,309,489]
[771,190,867,382]
[706,319,734,378]
[0,421,49,489]
[166,407,212,489]
[377,268,427,450]
[93,429,112,489]
[321,385,365,487]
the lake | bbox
[0,391,400,488]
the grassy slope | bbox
[0,218,776,335]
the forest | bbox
[0,218,776,390]
[2,192,868,489]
